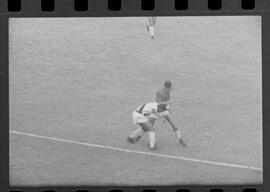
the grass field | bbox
[9,16,262,186]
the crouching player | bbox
[127,102,186,150]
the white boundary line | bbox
[10,130,262,172]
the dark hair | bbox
[164,81,172,89]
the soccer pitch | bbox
[9,16,262,186]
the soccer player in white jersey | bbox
[146,17,157,39]
[127,102,186,150]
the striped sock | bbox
[130,127,145,140]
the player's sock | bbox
[129,128,141,138]
[130,127,145,141]
[176,130,182,140]
[149,26,154,37]
[175,130,186,146]
[149,131,156,149]
[135,131,145,141]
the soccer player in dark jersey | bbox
[156,81,173,105]
[154,81,186,146]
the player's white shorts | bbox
[132,110,170,124]
[132,111,148,124]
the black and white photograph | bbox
[9,16,262,186]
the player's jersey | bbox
[156,88,170,103]
[136,102,158,116]
[136,102,169,119]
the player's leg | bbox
[128,111,148,143]
[144,119,157,150]
[128,124,147,143]
[149,17,155,39]
[131,117,156,142]
[174,127,186,145]
[135,125,147,141]
[129,120,156,150]
[146,17,155,39]
[163,114,186,146]
[146,17,150,32]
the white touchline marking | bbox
[10,130,262,172]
